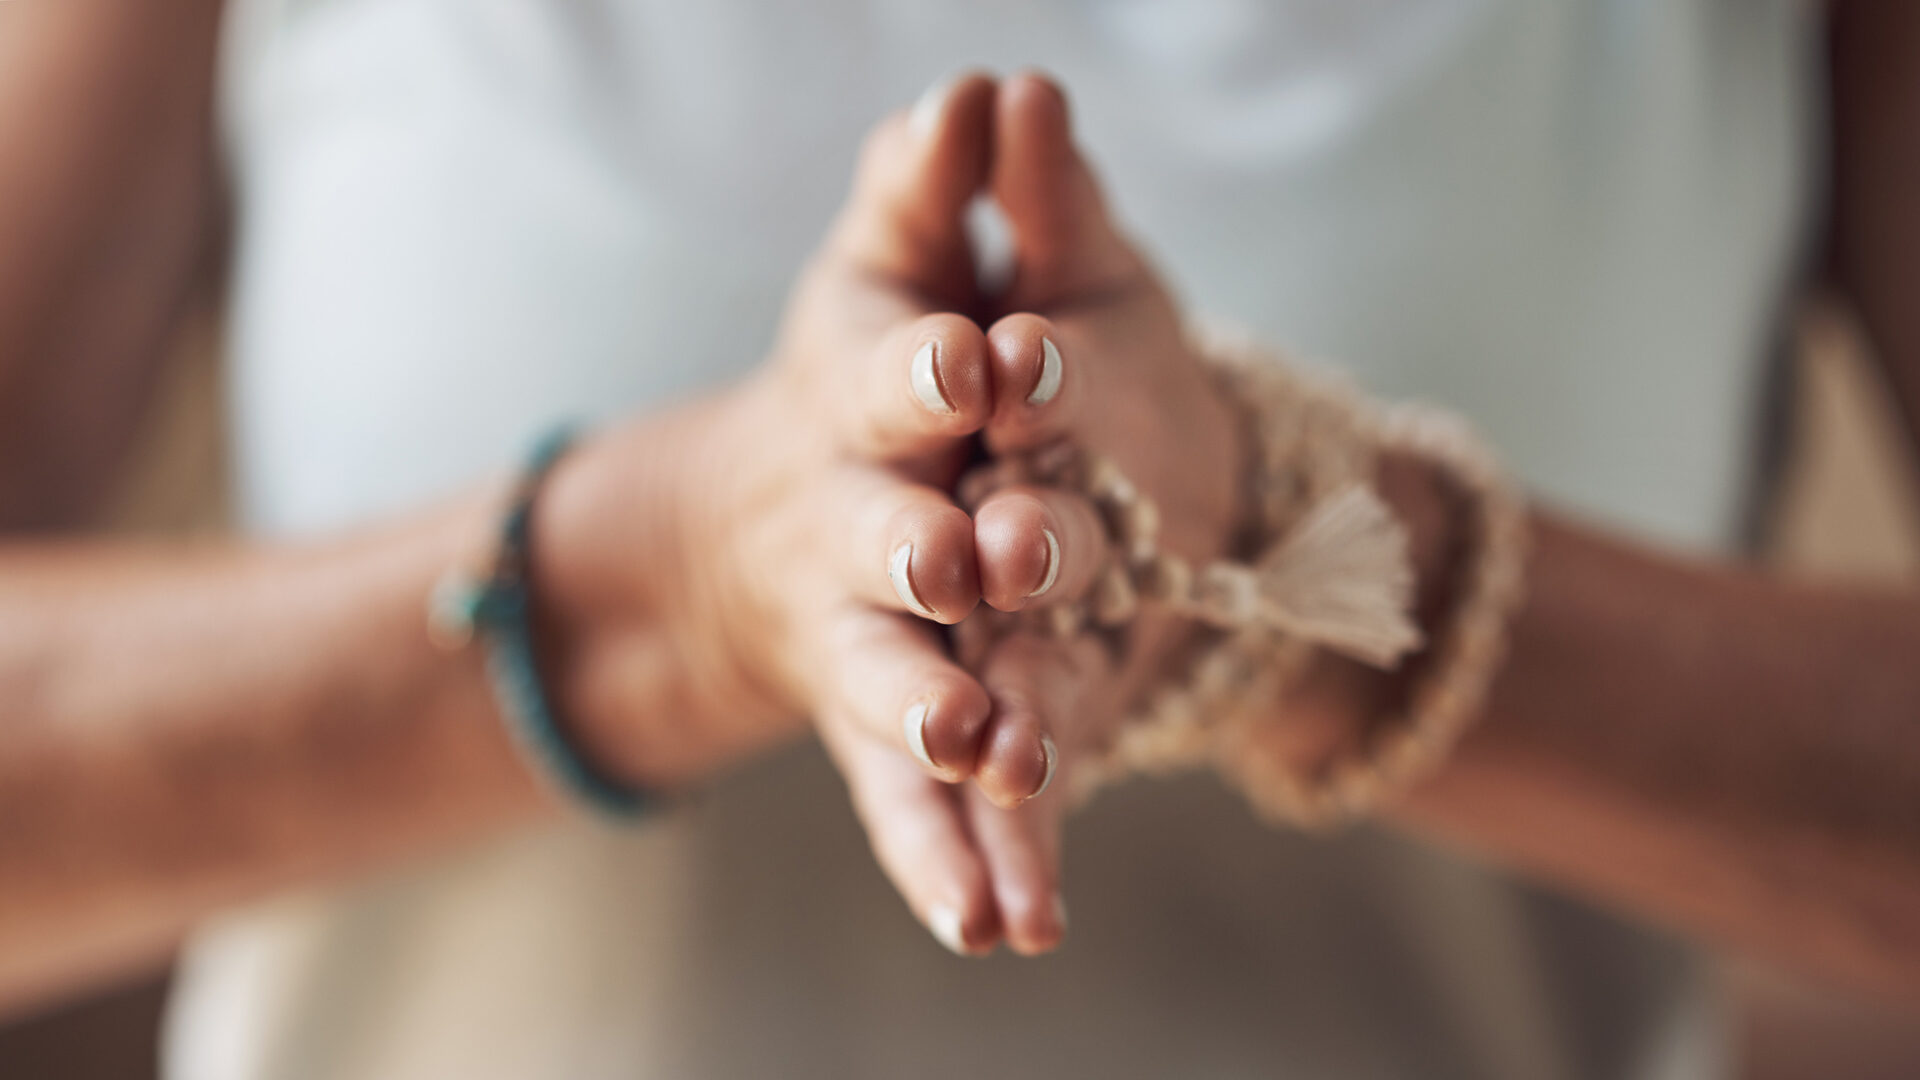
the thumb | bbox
[991,72,1144,309]
[826,72,996,309]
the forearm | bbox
[1395,513,1920,998]
[1388,0,1920,999]
[0,393,818,1014]
[0,494,547,1012]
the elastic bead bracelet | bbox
[428,426,653,821]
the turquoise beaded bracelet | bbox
[429,426,652,820]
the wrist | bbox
[527,398,801,791]
[1271,453,1469,775]
[422,428,657,816]
[522,427,658,788]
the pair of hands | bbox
[540,73,1244,956]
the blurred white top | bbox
[170,1,1814,1077]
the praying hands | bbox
[9,47,1920,1056]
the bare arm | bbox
[0,399,814,1017]
[0,0,225,530]
[1394,516,1920,1000]
[0,75,1125,1006]
[1384,0,1919,998]
[0,3,539,1008]
[1388,12,1920,988]
[1268,2,1920,1002]
[0,384,849,1017]
[0,494,541,1014]
[964,70,1920,1000]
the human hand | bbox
[854,74,1252,954]
[949,74,1459,880]
[527,75,1088,954]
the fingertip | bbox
[974,490,1059,612]
[909,70,997,147]
[912,670,994,779]
[995,71,1076,219]
[888,497,978,624]
[992,72,1139,306]
[976,702,1055,809]
[926,860,1002,956]
[905,314,991,432]
[929,896,1002,957]
[963,779,1069,957]
[837,74,996,304]
[1000,70,1072,145]
[1004,887,1069,957]
[984,314,1073,449]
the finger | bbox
[972,631,1097,810]
[972,484,1107,613]
[819,717,1002,956]
[828,71,996,307]
[829,466,979,623]
[966,784,1068,957]
[992,71,1143,307]
[983,312,1082,453]
[810,605,993,781]
[835,312,992,460]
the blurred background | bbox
[5,0,1920,1073]
[0,297,1915,1077]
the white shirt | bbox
[169,1,1815,1077]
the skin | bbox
[4,0,1920,1023]
[0,63,1060,1009]
[945,69,1920,1003]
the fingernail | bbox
[929,905,968,955]
[1027,337,1063,405]
[890,542,938,619]
[903,701,937,771]
[909,77,956,140]
[910,340,955,415]
[1032,733,1059,800]
[1052,894,1070,936]
[1027,527,1061,599]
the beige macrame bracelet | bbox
[956,326,1529,829]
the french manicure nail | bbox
[909,77,956,140]
[890,542,938,619]
[911,340,955,415]
[1027,337,1063,405]
[903,701,937,771]
[1032,733,1059,800]
[929,905,968,955]
[1027,527,1061,599]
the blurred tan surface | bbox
[4,306,1920,1075]
[101,310,229,537]
[1765,304,1920,581]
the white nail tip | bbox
[930,905,967,955]
[890,543,938,619]
[1033,733,1059,799]
[1027,338,1063,405]
[903,701,936,771]
[909,77,955,139]
[911,341,955,415]
[1027,528,1061,599]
